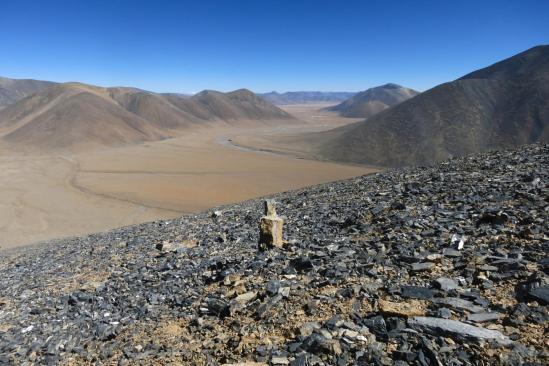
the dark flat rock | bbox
[410,262,434,272]
[408,317,512,345]
[467,312,502,323]
[529,286,549,305]
[433,298,485,313]
[442,248,462,257]
[400,285,435,300]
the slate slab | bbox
[408,317,512,345]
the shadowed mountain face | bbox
[312,45,549,167]
[0,76,56,107]
[259,91,356,105]
[0,83,293,152]
[328,83,420,118]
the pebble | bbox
[378,299,426,318]
[271,356,289,365]
[410,262,434,272]
[434,277,458,291]
[234,291,257,304]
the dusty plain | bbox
[0,104,376,248]
[228,103,364,160]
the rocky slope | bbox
[0,143,547,365]
[328,84,419,118]
[311,45,549,167]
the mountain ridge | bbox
[309,45,549,167]
[0,76,56,107]
[0,82,293,152]
[327,83,420,118]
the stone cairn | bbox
[258,199,284,250]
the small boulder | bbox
[378,299,426,318]
[434,277,458,292]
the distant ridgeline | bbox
[259,91,356,105]
[327,83,420,118]
[0,80,293,151]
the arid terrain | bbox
[1,2,547,364]
[228,103,364,161]
[0,104,374,249]
[1,142,546,365]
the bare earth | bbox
[0,104,376,248]
[228,103,364,160]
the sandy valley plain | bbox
[0,104,375,248]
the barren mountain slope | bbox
[109,88,203,130]
[0,84,165,151]
[0,143,546,364]
[311,45,549,167]
[188,89,293,121]
[329,83,419,118]
[0,76,56,107]
[0,83,294,152]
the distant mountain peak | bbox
[195,89,223,97]
[227,88,257,99]
[311,45,549,167]
[459,44,549,81]
[329,83,420,118]
[380,83,403,89]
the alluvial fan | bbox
[0,144,547,365]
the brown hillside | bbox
[0,84,164,151]
[0,83,294,152]
[328,83,419,118]
[310,46,549,167]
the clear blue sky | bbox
[1,0,547,93]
